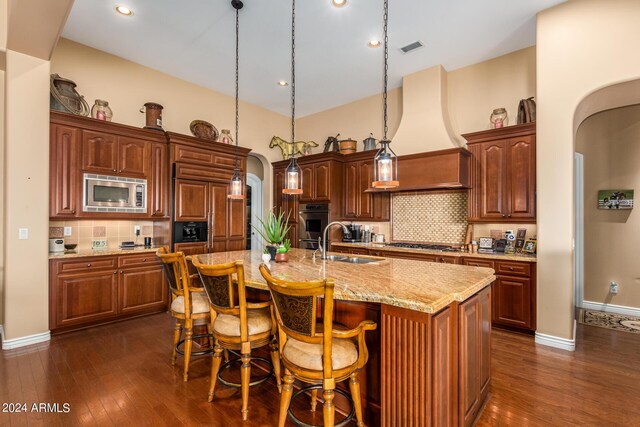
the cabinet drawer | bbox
[118,254,160,268]
[462,258,495,269]
[57,257,117,273]
[495,261,531,277]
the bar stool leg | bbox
[240,352,251,421]
[270,339,282,392]
[172,321,182,365]
[310,389,318,412]
[279,372,295,427]
[322,388,335,427]
[183,320,193,381]
[208,343,223,402]
[349,372,364,427]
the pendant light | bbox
[228,0,244,200]
[372,0,399,189]
[282,0,303,195]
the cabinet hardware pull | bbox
[507,214,512,217]
[142,259,147,262]
[114,271,117,274]
[87,263,91,267]
[502,214,506,218]
[120,270,123,274]
[113,169,116,172]
[509,267,514,271]
[71,210,76,214]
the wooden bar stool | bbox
[259,263,377,427]
[192,257,281,422]
[156,247,213,382]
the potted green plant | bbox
[275,239,291,263]
[253,209,291,260]
[261,248,272,264]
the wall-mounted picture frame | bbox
[598,189,634,210]
[523,240,537,254]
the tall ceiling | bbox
[62,0,564,117]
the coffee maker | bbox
[343,224,363,243]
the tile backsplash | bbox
[49,220,154,250]
[392,191,468,244]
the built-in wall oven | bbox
[298,203,329,250]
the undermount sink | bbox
[324,255,383,264]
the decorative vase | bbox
[490,108,508,129]
[91,99,113,121]
[275,252,289,263]
[261,253,271,263]
[219,129,233,144]
[339,139,357,154]
[267,245,278,261]
[50,74,90,116]
[140,102,164,130]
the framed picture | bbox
[516,228,527,239]
[598,189,634,210]
[523,240,537,254]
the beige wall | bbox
[0,69,4,326]
[3,50,51,340]
[576,105,640,308]
[537,0,640,342]
[298,47,536,152]
[247,155,265,180]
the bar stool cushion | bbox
[213,307,272,337]
[283,337,358,371]
[171,292,210,315]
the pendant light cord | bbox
[290,0,296,161]
[234,4,240,173]
[382,0,389,141]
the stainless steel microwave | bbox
[83,174,147,213]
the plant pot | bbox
[261,253,271,264]
[267,245,278,260]
[275,252,289,263]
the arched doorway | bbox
[246,173,263,250]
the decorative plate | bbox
[190,120,218,141]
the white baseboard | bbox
[535,320,577,352]
[2,330,51,350]
[582,301,640,317]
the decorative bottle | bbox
[91,99,113,121]
[490,108,508,129]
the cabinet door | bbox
[314,161,331,202]
[479,287,491,397]
[506,136,536,219]
[300,164,315,202]
[492,276,532,329]
[358,161,373,219]
[118,137,148,177]
[210,183,229,245]
[480,142,507,220]
[228,189,246,239]
[175,179,208,222]
[174,242,209,256]
[150,143,168,217]
[344,162,358,219]
[119,266,166,314]
[82,130,118,173]
[274,167,298,221]
[459,294,480,427]
[54,271,118,328]
[50,124,80,217]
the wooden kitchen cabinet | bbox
[458,286,491,427]
[150,142,169,218]
[82,131,149,177]
[343,153,390,221]
[50,253,166,333]
[50,124,80,217]
[175,179,209,222]
[464,123,536,223]
[174,242,209,256]
[300,160,332,203]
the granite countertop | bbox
[194,248,496,314]
[49,246,161,260]
[331,242,537,263]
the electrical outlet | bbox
[18,228,29,240]
[610,281,619,294]
[64,227,72,236]
[134,225,141,236]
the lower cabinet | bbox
[50,253,168,333]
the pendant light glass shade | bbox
[229,171,244,199]
[283,159,303,195]
[228,0,245,200]
[372,140,399,189]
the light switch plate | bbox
[18,228,28,240]
[64,227,72,236]
[92,239,107,250]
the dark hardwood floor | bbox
[1,313,639,426]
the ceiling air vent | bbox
[400,41,424,54]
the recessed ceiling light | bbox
[368,39,381,48]
[277,81,289,87]
[331,0,347,8]
[115,5,133,16]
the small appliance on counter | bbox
[342,224,362,243]
[49,238,65,253]
[478,237,494,254]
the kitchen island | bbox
[194,248,495,427]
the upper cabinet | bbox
[50,111,167,219]
[464,123,536,223]
[343,152,390,221]
[300,160,332,203]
